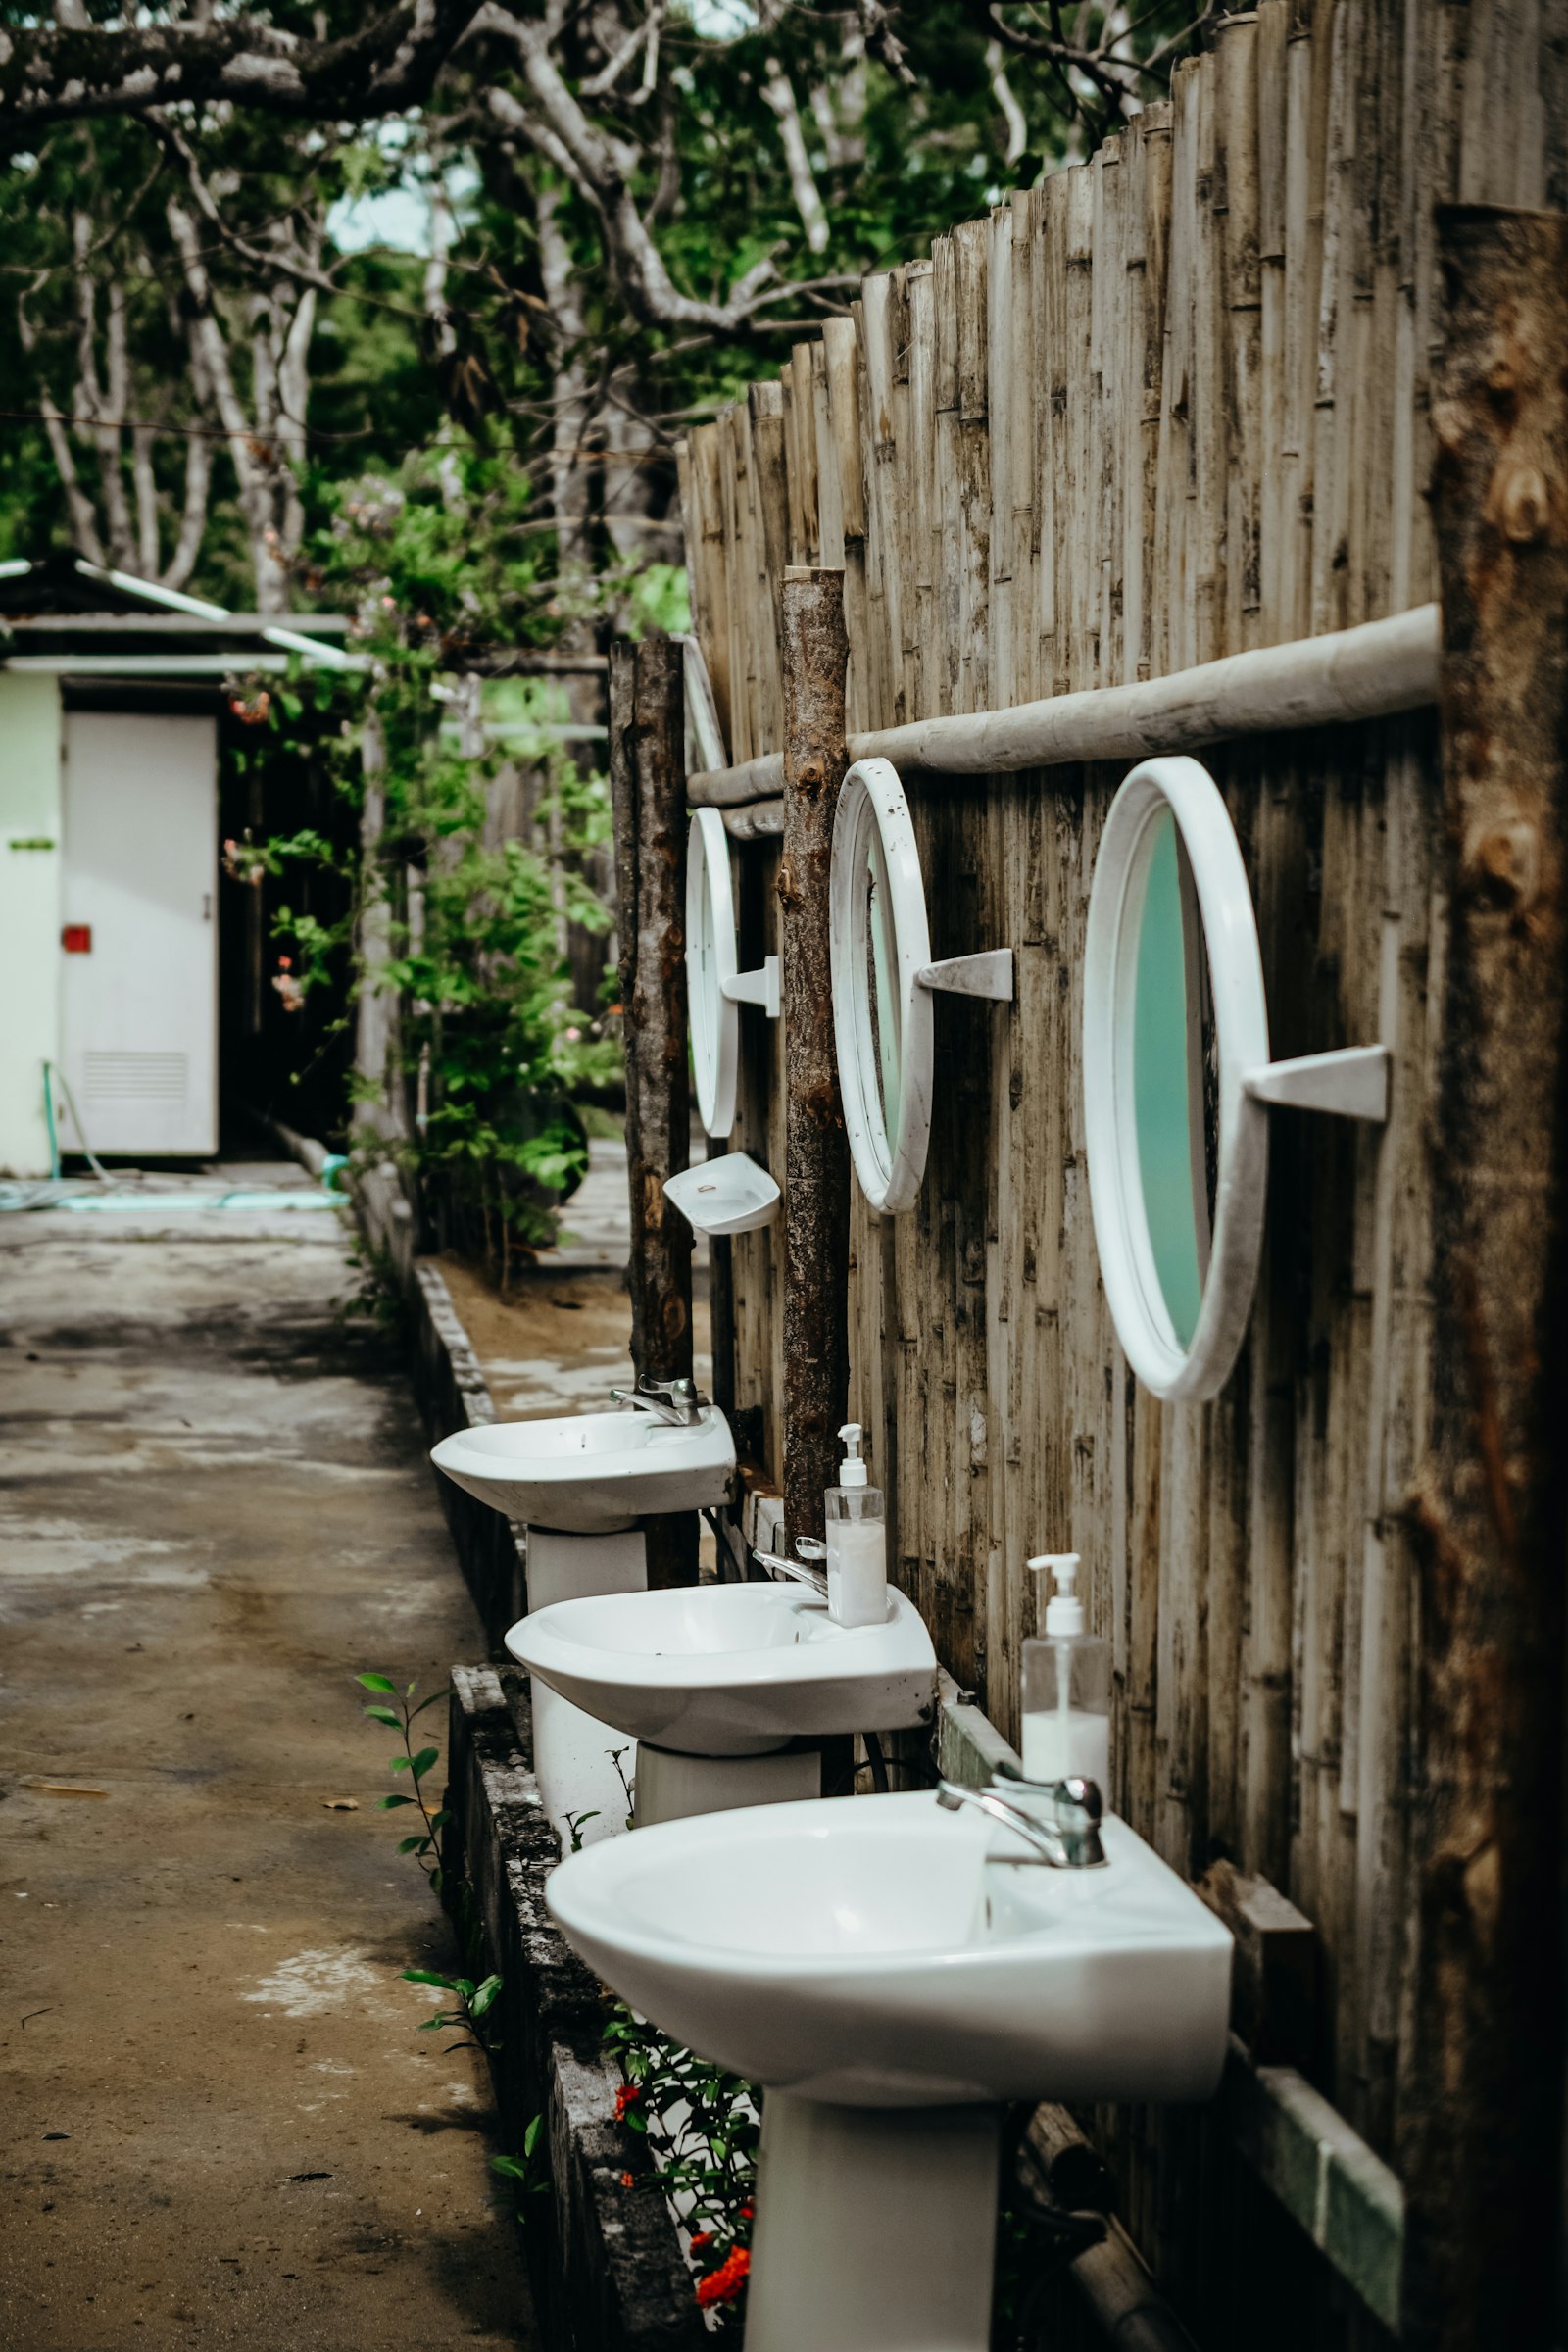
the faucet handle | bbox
[1054,1775,1102,1822]
[793,1537,827,1561]
[985,1766,1106,1868]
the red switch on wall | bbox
[62,924,92,954]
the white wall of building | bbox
[0,672,63,1176]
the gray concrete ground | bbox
[0,1165,538,2351]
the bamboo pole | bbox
[1397,204,1568,2352]
[609,636,697,1589]
[686,605,1438,806]
[721,800,785,839]
[778,566,852,1550]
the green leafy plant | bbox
[605,2001,760,2330]
[258,458,620,1287]
[491,2113,550,2200]
[358,1669,500,2049]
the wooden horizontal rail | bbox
[687,605,1440,809]
[934,1672,1404,2335]
[691,748,785,805]
[721,799,784,839]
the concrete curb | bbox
[447,1667,704,2352]
[351,1166,704,2349]
[409,1261,525,1648]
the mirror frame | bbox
[829,758,936,1214]
[686,806,743,1139]
[1082,754,1271,1402]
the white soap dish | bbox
[664,1153,780,1236]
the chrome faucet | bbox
[936,1775,1106,1869]
[753,1536,829,1601]
[609,1376,703,1428]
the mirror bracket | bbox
[720,955,782,1019]
[1243,1045,1390,1124]
[914,950,1015,1003]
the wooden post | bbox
[609,636,696,1589]
[778,566,852,1549]
[1398,205,1568,2352]
[353,705,403,1141]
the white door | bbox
[58,711,218,1156]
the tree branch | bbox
[475,35,785,337]
[986,37,1029,166]
[0,0,485,137]
[761,57,830,256]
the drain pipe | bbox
[1021,2108,1201,2352]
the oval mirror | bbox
[686,807,780,1141]
[686,806,743,1140]
[1082,755,1271,1402]
[829,759,936,1215]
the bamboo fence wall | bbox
[677,3,1557,2338]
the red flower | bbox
[695,2247,751,2310]
[738,2204,754,2222]
[613,2083,642,2121]
[688,2231,712,2254]
[620,2171,634,2188]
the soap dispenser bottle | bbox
[824,1424,887,1628]
[1020,1553,1110,1792]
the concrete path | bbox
[0,1166,538,2351]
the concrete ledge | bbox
[352,1146,526,1644]
[446,1665,704,2352]
[408,1262,524,1647]
[355,1154,704,2349]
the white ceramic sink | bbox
[547,1788,1232,2107]
[663,1153,781,1236]
[430,1405,735,1535]
[507,1582,938,1755]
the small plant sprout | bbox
[562,1807,601,1853]
[357,1670,500,2050]
[610,1745,636,1833]
[491,2113,549,2200]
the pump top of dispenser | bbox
[1028,1552,1084,1638]
[837,1424,868,1489]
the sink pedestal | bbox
[633,1741,820,1828]
[747,2094,1002,2352]
[526,1525,648,1848]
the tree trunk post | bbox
[778,566,852,1550]
[1399,204,1568,2351]
[610,636,697,1589]
[354,704,400,1139]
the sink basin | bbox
[547,1789,1232,2106]
[430,1405,735,1535]
[507,1582,938,1755]
[663,1153,781,1236]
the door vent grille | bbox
[82,1052,189,1103]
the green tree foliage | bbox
[0,4,1208,601]
[241,455,617,1276]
